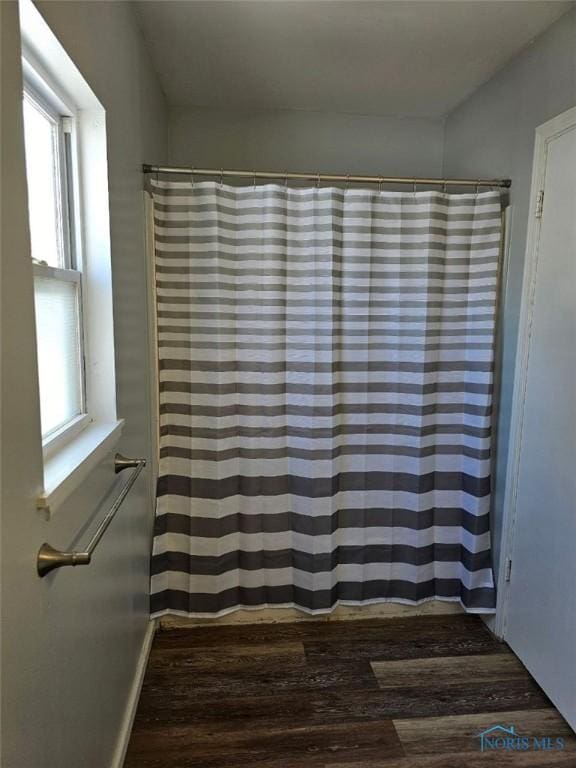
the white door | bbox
[503,106,576,730]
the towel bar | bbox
[36,453,146,577]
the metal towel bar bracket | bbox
[36,453,146,578]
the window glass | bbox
[23,94,64,268]
[33,275,83,437]
[23,84,86,443]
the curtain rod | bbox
[142,164,511,189]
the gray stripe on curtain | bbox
[151,584,497,615]
[150,180,500,616]
[156,472,491,498]
[154,508,491,536]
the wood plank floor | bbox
[124,615,575,767]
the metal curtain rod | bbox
[142,164,511,189]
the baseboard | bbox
[160,599,463,629]
[110,618,156,768]
[482,612,499,638]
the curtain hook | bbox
[443,180,447,194]
[412,178,417,198]
[346,175,350,190]
[379,176,384,193]
[190,168,195,189]
[316,172,321,189]
[253,171,257,190]
[219,168,224,188]
[475,179,480,196]
[284,171,289,189]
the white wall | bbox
[169,105,445,177]
[0,2,167,767]
[443,7,576,580]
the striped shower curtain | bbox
[149,178,501,616]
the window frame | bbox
[22,64,90,456]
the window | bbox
[22,81,87,446]
[20,0,121,515]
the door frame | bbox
[496,105,576,638]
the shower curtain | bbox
[149,178,501,616]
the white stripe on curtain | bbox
[149,180,501,616]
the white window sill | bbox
[37,419,124,516]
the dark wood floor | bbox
[124,614,575,767]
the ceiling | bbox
[135,1,572,118]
